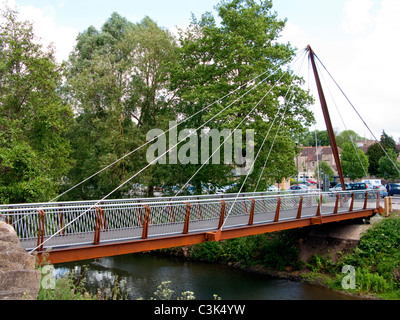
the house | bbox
[295,145,342,182]
[355,139,377,154]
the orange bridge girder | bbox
[37,207,380,265]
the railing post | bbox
[316,194,322,217]
[376,191,381,210]
[296,196,303,219]
[183,202,191,234]
[169,201,175,223]
[334,193,340,213]
[218,200,226,229]
[141,205,151,239]
[349,193,355,211]
[248,199,256,225]
[197,197,203,220]
[6,207,13,225]
[363,191,368,210]
[37,209,46,251]
[58,204,65,235]
[94,207,105,244]
[274,197,281,222]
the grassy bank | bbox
[162,213,400,299]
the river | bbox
[54,253,359,300]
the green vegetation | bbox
[341,142,369,181]
[304,214,400,299]
[37,267,220,300]
[172,214,400,299]
[1,1,315,204]
[185,231,301,271]
[0,8,73,203]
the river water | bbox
[54,253,359,300]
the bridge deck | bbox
[0,191,382,263]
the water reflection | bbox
[55,253,358,300]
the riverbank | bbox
[36,212,400,300]
[157,212,400,300]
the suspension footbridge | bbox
[0,190,383,264]
[0,46,390,264]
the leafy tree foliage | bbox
[341,142,369,181]
[335,130,362,148]
[367,131,398,177]
[0,8,73,203]
[378,149,400,181]
[298,129,330,147]
[315,161,335,181]
[170,0,314,191]
[64,14,178,199]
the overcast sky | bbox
[6,0,400,143]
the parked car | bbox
[345,182,372,199]
[386,183,400,196]
[373,185,388,198]
[267,185,279,192]
[328,183,349,195]
[289,184,311,193]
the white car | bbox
[267,185,279,192]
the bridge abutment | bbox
[0,222,41,300]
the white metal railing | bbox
[0,190,380,251]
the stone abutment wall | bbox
[0,222,41,300]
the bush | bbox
[338,216,400,297]
[356,269,391,293]
[188,232,301,270]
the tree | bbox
[366,143,383,176]
[0,8,73,204]
[170,0,314,191]
[367,131,398,176]
[378,149,400,181]
[298,130,331,147]
[341,142,369,181]
[335,130,362,149]
[315,161,334,181]
[64,13,179,199]
[381,130,398,156]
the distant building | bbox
[355,139,377,154]
[295,146,341,182]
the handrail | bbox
[0,190,376,213]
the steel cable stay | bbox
[18,53,295,234]
[252,50,310,194]
[219,49,309,230]
[48,54,297,204]
[314,54,400,175]
[129,50,309,228]
[313,57,368,177]
[172,49,308,199]
[27,52,302,253]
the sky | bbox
[4,0,400,143]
